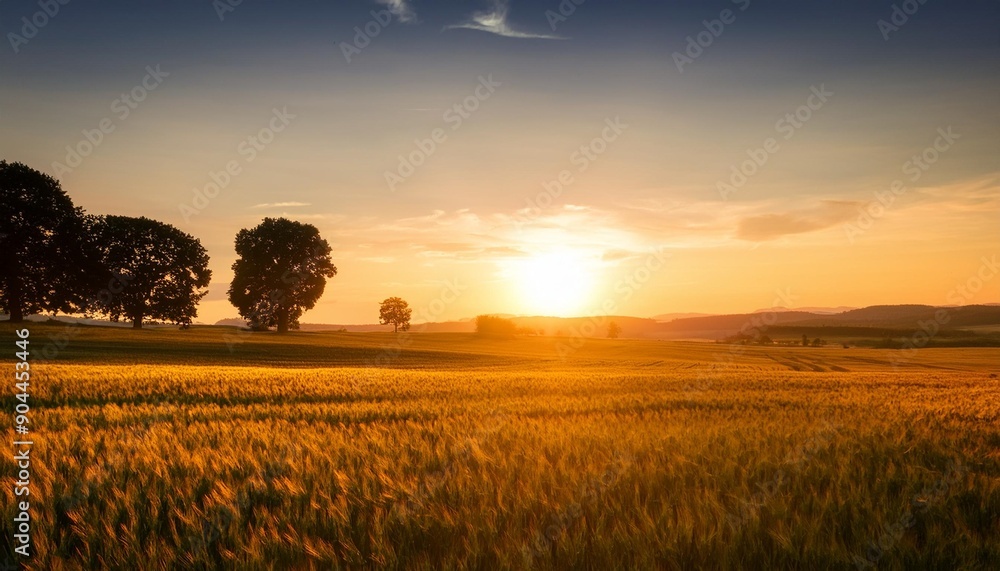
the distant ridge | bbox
[651,312,712,322]
[753,306,856,315]
[210,304,1000,339]
[657,304,1000,336]
[12,303,999,339]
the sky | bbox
[2,0,999,325]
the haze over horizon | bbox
[202,302,1000,327]
[3,0,998,325]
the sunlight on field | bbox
[2,325,999,569]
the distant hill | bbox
[789,305,1000,328]
[651,312,712,322]
[466,305,1000,340]
[755,306,856,315]
[19,303,998,340]
[658,311,824,334]
[208,305,1000,338]
[474,305,1000,340]
[652,307,854,323]
[656,304,1000,338]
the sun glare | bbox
[509,250,596,316]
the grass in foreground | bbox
[1,324,998,570]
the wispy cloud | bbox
[376,0,417,23]
[736,200,861,242]
[601,249,640,262]
[914,173,1000,213]
[279,213,332,220]
[358,256,397,264]
[445,0,566,40]
[251,202,311,209]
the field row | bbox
[2,364,998,569]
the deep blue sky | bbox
[3,1,998,82]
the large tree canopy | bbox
[379,297,412,333]
[228,218,337,333]
[0,161,100,322]
[93,216,211,328]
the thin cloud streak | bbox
[251,202,312,209]
[445,0,566,40]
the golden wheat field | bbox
[2,324,999,570]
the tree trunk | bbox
[394,323,398,333]
[132,315,142,329]
[277,309,289,334]
[7,287,24,323]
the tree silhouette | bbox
[228,218,337,334]
[607,321,622,339]
[379,297,412,333]
[475,315,518,336]
[0,161,100,322]
[92,216,211,328]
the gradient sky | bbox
[2,0,998,324]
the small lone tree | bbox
[92,216,211,328]
[0,161,100,322]
[608,321,622,339]
[228,218,337,333]
[379,297,411,333]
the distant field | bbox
[2,324,999,569]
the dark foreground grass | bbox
[1,324,998,570]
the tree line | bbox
[1,161,337,333]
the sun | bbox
[508,250,596,316]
